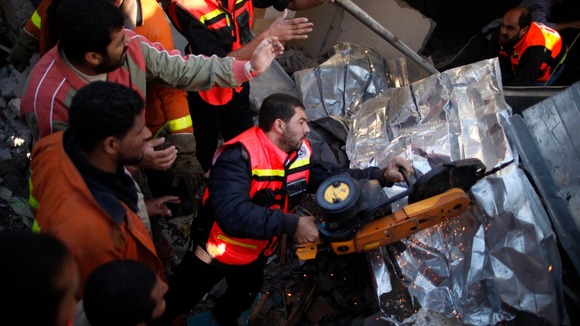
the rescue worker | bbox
[495,6,565,85]
[28,81,167,290]
[11,0,205,199]
[166,0,334,172]
[482,0,580,36]
[19,0,282,165]
[162,93,414,325]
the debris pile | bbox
[0,65,32,232]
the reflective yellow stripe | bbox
[217,234,258,249]
[32,220,41,233]
[29,194,39,210]
[28,178,39,210]
[252,169,284,177]
[543,32,560,51]
[290,157,309,170]
[167,115,193,132]
[200,8,224,24]
[559,48,567,64]
[31,10,42,29]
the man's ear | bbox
[273,118,285,134]
[520,26,530,37]
[101,136,120,155]
[84,51,103,66]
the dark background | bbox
[404,0,580,85]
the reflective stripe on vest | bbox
[29,172,41,233]
[31,10,42,29]
[205,127,311,265]
[170,0,252,105]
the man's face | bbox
[54,258,80,326]
[280,107,310,153]
[499,12,526,48]
[95,28,129,74]
[117,110,151,166]
[150,276,169,319]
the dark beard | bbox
[94,49,127,74]
[280,133,302,153]
[119,154,143,167]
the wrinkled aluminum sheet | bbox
[294,43,391,121]
[506,82,580,278]
[343,59,567,325]
[249,59,300,112]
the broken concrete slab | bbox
[294,0,435,63]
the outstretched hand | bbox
[249,37,284,76]
[265,10,314,42]
[383,156,414,184]
[146,196,181,217]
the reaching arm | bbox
[227,10,313,61]
[136,31,283,90]
[555,20,580,31]
[307,156,414,193]
[253,0,334,11]
[168,5,310,61]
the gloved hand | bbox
[8,30,38,72]
[166,133,205,198]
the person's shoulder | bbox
[218,143,246,161]
[27,48,64,80]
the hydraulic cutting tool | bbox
[296,158,489,260]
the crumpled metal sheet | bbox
[294,43,390,121]
[343,59,567,325]
[505,82,580,279]
[249,59,301,112]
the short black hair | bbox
[0,230,73,325]
[83,260,158,326]
[69,81,144,152]
[258,93,305,132]
[57,0,125,62]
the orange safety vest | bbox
[23,0,54,56]
[204,126,311,265]
[167,0,254,105]
[500,22,564,82]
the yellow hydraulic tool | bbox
[296,188,469,260]
[296,158,489,260]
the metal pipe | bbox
[0,43,11,54]
[334,0,439,75]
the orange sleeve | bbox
[23,0,55,55]
[136,0,192,134]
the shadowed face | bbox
[54,257,80,326]
[117,110,151,166]
[279,106,310,153]
[95,28,129,74]
[150,276,169,319]
[499,10,528,48]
